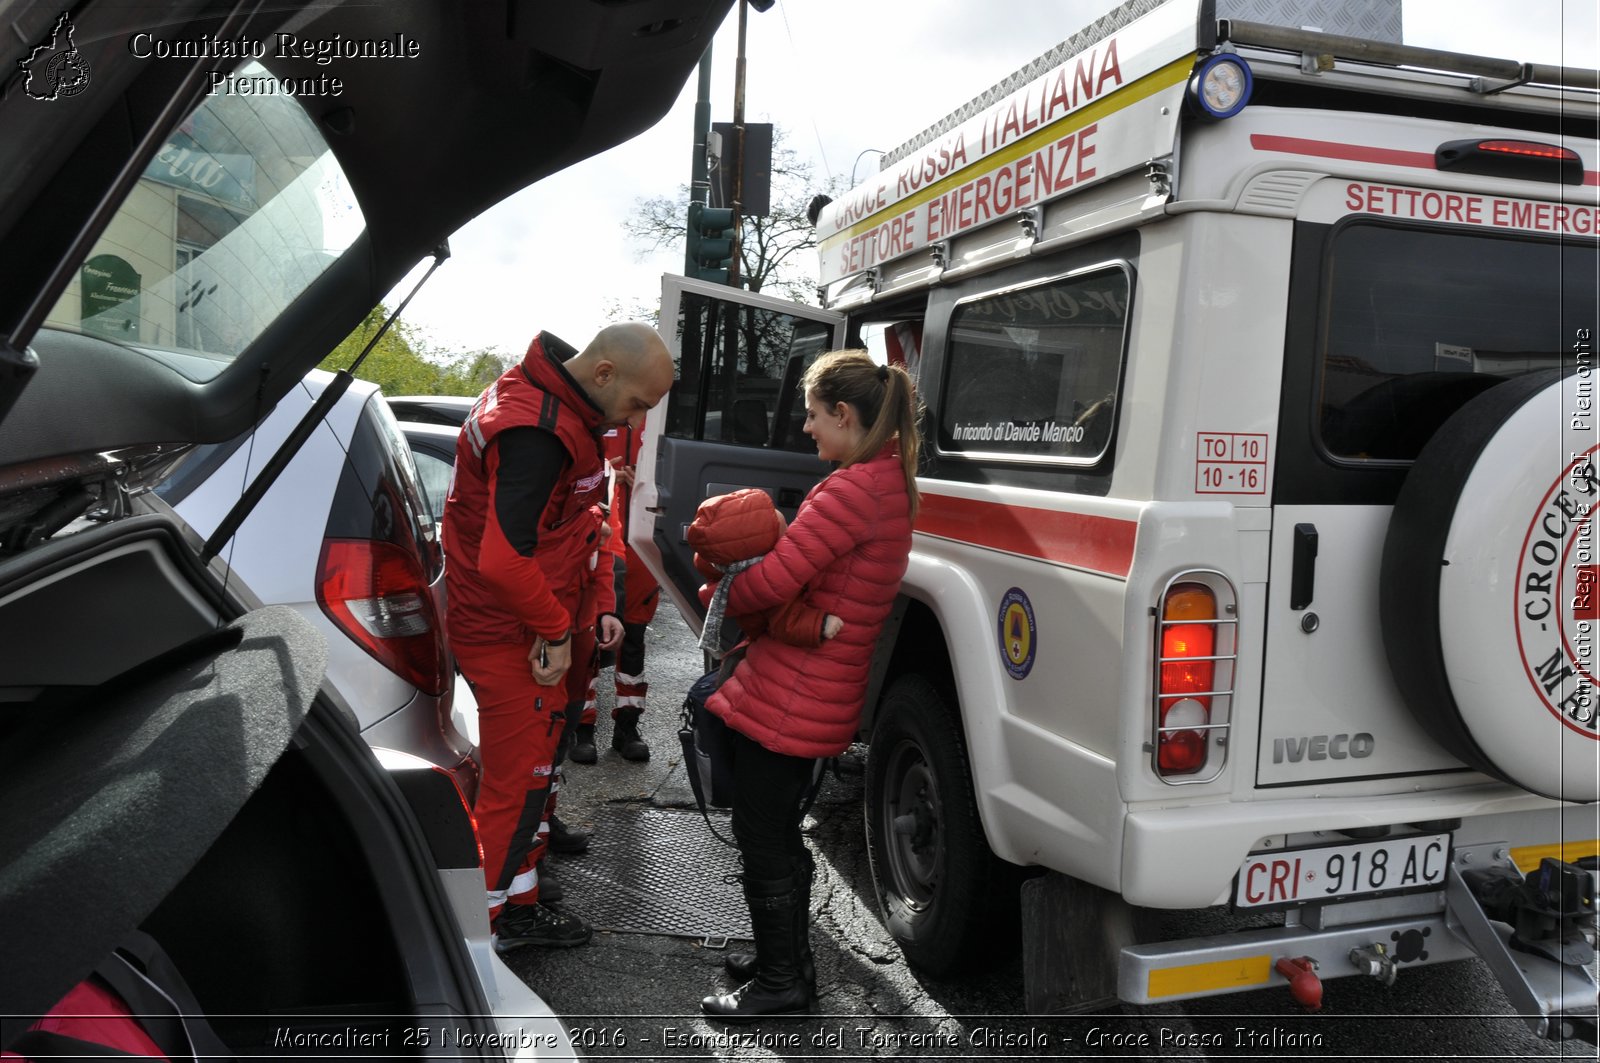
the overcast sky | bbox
[385,0,1600,360]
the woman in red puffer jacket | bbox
[700,350,920,1022]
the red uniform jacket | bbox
[444,333,609,647]
[709,446,912,757]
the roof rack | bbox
[878,0,1169,169]
[1220,19,1600,95]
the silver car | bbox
[159,370,479,792]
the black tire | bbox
[1380,368,1596,801]
[864,673,1015,976]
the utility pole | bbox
[689,45,713,209]
[727,0,749,289]
[685,44,713,274]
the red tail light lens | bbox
[317,538,448,696]
[1477,140,1580,161]
[1158,583,1217,775]
[1436,138,1582,184]
[433,765,484,869]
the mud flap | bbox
[1446,854,1599,1043]
[1021,872,1135,1013]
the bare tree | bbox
[622,127,847,305]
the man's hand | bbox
[822,614,844,640]
[610,457,637,489]
[597,613,625,652]
[530,636,571,686]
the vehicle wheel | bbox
[865,673,1015,976]
[1380,369,1597,802]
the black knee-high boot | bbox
[701,874,812,1021]
[724,850,814,987]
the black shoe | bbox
[700,978,812,1021]
[536,861,562,904]
[726,851,815,985]
[611,709,650,761]
[569,724,598,765]
[547,814,592,854]
[702,875,813,1021]
[492,903,591,951]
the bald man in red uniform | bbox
[444,322,673,951]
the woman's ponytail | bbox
[801,350,921,519]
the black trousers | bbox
[728,729,816,882]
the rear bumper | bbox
[1119,894,1472,1004]
[440,867,579,1060]
[1121,841,1598,1043]
[362,687,479,802]
[1120,784,1581,908]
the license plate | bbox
[1234,833,1451,908]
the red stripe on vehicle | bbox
[1250,134,1437,170]
[915,493,1137,577]
[1250,134,1599,185]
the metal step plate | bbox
[552,805,751,940]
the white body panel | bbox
[1259,505,1467,785]
[633,0,1600,1008]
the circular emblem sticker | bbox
[997,587,1037,680]
[1514,443,1599,734]
[1395,372,1598,801]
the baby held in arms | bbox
[687,488,843,651]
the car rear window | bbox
[361,396,444,584]
[43,61,364,382]
[1318,223,1598,462]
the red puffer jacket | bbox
[709,445,912,757]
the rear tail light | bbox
[317,538,449,696]
[1153,574,1237,782]
[433,765,484,869]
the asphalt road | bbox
[491,604,1595,1062]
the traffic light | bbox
[685,201,736,285]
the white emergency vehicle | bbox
[632,0,1600,1039]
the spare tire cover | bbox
[1381,370,1598,803]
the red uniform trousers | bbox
[570,562,604,727]
[456,637,567,916]
[576,546,660,724]
[612,543,660,718]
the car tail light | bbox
[434,765,484,869]
[1153,574,1237,782]
[317,538,449,696]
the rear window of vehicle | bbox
[44,61,363,382]
[1318,223,1598,462]
[937,266,1130,463]
[362,397,444,584]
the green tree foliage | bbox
[319,305,513,396]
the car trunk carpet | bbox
[0,607,326,1022]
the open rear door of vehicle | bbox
[630,274,845,630]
